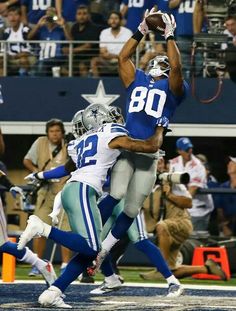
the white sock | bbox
[19,247,46,271]
[166,275,180,285]
[102,232,119,252]
[105,274,119,283]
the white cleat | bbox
[18,215,49,250]
[166,283,184,298]
[39,261,57,287]
[90,277,122,295]
[38,286,72,308]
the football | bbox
[145,13,165,34]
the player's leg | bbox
[90,202,125,294]
[103,155,157,251]
[128,212,183,297]
[98,152,134,224]
[0,200,56,286]
[19,182,101,256]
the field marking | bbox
[1,280,236,291]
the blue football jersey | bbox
[122,0,156,32]
[21,0,55,24]
[175,0,196,36]
[37,26,65,60]
[125,69,188,140]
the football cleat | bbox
[166,283,184,298]
[90,277,123,295]
[38,286,72,308]
[18,215,50,250]
[87,248,109,276]
[39,260,57,287]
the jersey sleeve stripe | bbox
[111,127,129,134]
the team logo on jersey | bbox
[81,80,120,106]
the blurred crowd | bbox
[0,0,235,78]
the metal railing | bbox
[0,38,235,78]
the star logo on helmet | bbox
[81,80,120,106]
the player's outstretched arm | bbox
[119,8,155,88]
[162,14,184,96]
[109,127,164,153]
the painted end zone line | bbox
[1,279,236,291]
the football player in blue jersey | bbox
[91,8,189,286]
[18,104,164,308]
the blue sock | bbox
[111,212,134,239]
[54,253,95,292]
[0,241,26,260]
[49,227,97,257]
[98,195,120,224]
[135,239,172,279]
[100,254,114,277]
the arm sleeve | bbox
[43,165,70,179]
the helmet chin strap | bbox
[149,67,169,78]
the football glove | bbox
[24,171,44,181]
[10,186,25,199]
[138,7,160,35]
[162,13,176,40]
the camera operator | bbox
[141,158,226,281]
[170,137,214,232]
[23,118,71,277]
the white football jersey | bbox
[67,123,128,194]
[169,154,214,217]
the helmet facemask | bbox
[147,56,170,78]
[108,106,124,124]
[72,110,87,138]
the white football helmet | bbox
[82,104,113,131]
[71,109,86,138]
[147,55,170,78]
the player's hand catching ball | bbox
[138,7,159,35]
[162,13,176,40]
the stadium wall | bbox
[0,77,236,136]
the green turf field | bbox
[14,264,236,286]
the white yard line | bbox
[1,280,236,291]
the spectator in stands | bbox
[140,157,226,281]
[120,0,156,33]
[23,118,71,276]
[55,0,88,25]
[28,6,71,77]
[170,0,203,77]
[21,0,54,26]
[169,137,214,232]
[217,157,236,238]
[63,5,101,77]
[1,6,36,76]
[0,0,19,36]
[90,11,132,77]
[222,16,236,82]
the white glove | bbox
[162,13,176,40]
[48,212,59,226]
[24,171,44,181]
[10,186,25,200]
[138,7,158,35]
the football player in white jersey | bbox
[18,103,163,308]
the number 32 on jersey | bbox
[129,86,167,118]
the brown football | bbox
[145,13,165,33]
